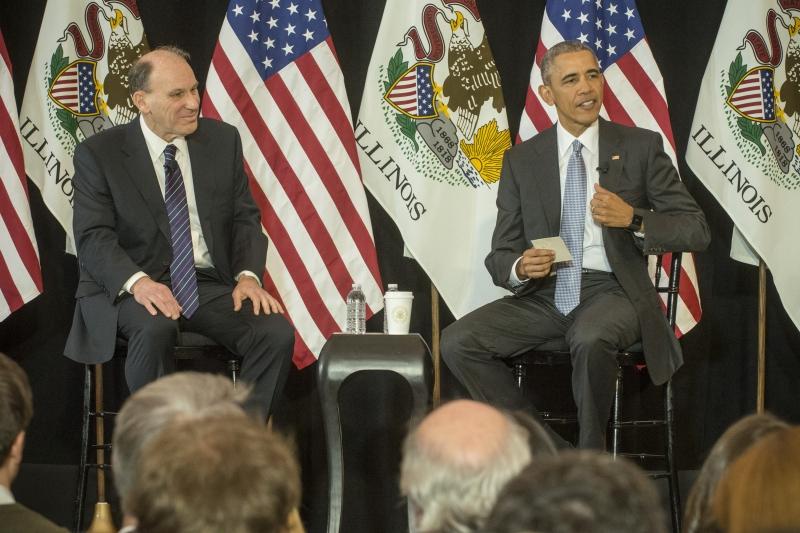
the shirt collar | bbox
[139,115,189,163]
[556,119,599,160]
[0,484,14,504]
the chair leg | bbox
[665,380,681,533]
[611,366,623,457]
[513,362,526,389]
[73,364,92,533]
[227,358,240,387]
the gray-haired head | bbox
[112,371,251,511]
[400,400,536,533]
[540,40,598,85]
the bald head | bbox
[401,400,535,533]
[414,400,514,468]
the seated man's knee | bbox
[440,322,474,365]
[252,313,295,353]
[128,316,179,347]
[566,324,616,358]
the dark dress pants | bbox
[440,271,641,449]
[117,269,295,419]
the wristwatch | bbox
[627,212,643,232]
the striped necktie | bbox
[554,139,587,315]
[163,144,199,318]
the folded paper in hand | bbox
[531,237,573,263]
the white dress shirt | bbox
[0,484,14,504]
[510,119,611,285]
[122,117,213,292]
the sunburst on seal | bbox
[459,119,511,184]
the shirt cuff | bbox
[236,271,262,287]
[509,257,528,287]
[123,272,148,295]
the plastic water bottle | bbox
[346,283,366,334]
[383,283,398,333]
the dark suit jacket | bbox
[0,502,69,533]
[485,119,710,385]
[64,118,267,363]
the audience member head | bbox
[112,371,250,510]
[0,353,33,488]
[485,450,666,533]
[400,400,546,533]
[683,413,789,533]
[127,415,301,533]
[711,425,800,533]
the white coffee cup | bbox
[384,291,414,334]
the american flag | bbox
[0,30,42,320]
[202,0,383,367]
[48,60,98,115]
[384,63,436,119]
[519,0,702,335]
[728,67,775,122]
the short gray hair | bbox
[401,412,533,533]
[540,40,597,85]
[112,372,251,510]
[128,45,192,94]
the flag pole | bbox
[431,284,441,407]
[756,259,767,413]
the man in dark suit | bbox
[0,353,69,533]
[64,46,294,419]
[441,41,710,449]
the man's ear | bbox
[132,90,148,113]
[9,432,25,463]
[538,84,554,106]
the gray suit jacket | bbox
[485,119,710,384]
[64,118,267,363]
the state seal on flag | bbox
[718,8,800,188]
[375,2,511,189]
[39,2,148,153]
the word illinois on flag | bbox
[686,1,800,331]
[1,30,42,320]
[202,0,383,368]
[520,0,703,335]
[20,0,148,252]
[358,0,510,319]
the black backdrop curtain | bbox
[1,0,799,524]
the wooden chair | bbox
[72,332,241,533]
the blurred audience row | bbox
[1,351,799,533]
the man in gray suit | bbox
[64,46,294,419]
[441,41,710,449]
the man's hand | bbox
[131,277,182,319]
[232,276,284,315]
[591,184,634,228]
[516,248,556,280]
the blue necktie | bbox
[554,139,587,315]
[163,144,199,318]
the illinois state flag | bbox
[20,0,148,252]
[520,0,703,336]
[686,1,800,331]
[1,30,42,320]
[203,0,384,367]
[358,0,510,319]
